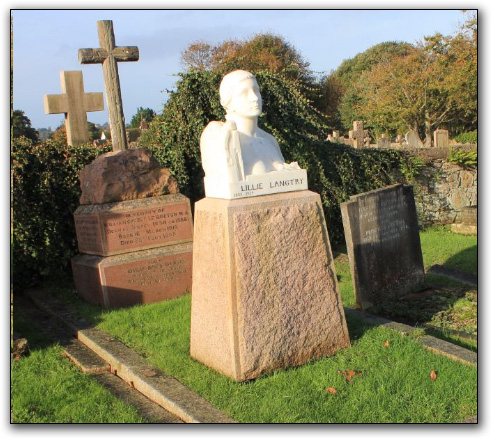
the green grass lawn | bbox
[419,225,477,274]
[12,225,477,423]
[54,293,477,423]
[335,225,478,341]
[11,312,148,423]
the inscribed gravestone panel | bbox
[434,130,449,148]
[74,194,193,256]
[341,184,425,310]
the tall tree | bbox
[351,14,477,142]
[180,41,214,71]
[327,41,414,133]
[12,110,39,142]
[180,33,312,83]
[130,107,156,128]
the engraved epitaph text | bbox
[341,184,425,310]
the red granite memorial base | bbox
[72,242,193,308]
[73,194,193,256]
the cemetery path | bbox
[428,264,478,287]
[13,289,236,424]
[12,292,183,423]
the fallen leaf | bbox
[325,387,337,394]
[343,370,355,382]
[383,339,390,348]
[429,370,438,381]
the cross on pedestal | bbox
[44,70,104,146]
[79,20,139,151]
[351,121,365,149]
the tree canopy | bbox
[130,107,156,128]
[12,110,39,142]
[323,11,477,140]
[180,33,313,84]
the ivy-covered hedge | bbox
[12,137,111,290]
[454,130,477,145]
[13,70,415,290]
[140,70,408,244]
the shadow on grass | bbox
[13,274,108,353]
[443,244,478,275]
[361,245,477,346]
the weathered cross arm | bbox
[44,94,69,114]
[78,46,139,64]
[78,20,139,152]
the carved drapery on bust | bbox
[200,70,308,199]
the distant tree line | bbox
[12,12,476,146]
[180,11,477,143]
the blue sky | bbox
[11,7,469,129]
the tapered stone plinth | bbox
[190,191,350,381]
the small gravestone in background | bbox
[351,121,366,148]
[451,205,477,235]
[44,70,104,145]
[395,134,404,147]
[341,184,425,310]
[405,130,424,148]
[377,134,391,149]
[434,129,449,148]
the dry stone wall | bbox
[411,159,477,226]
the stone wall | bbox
[411,160,477,227]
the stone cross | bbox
[351,121,365,148]
[79,20,139,152]
[44,70,104,146]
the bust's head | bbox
[220,70,262,118]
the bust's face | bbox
[227,78,262,118]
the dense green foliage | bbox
[12,110,39,142]
[140,70,408,244]
[454,130,477,144]
[129,107,156,128]
[448,147,478,169]
[12,136,111,290]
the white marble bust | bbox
[200,70,307,199]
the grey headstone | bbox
[405,130,424,148]
[377,136,392,149]
[433,129,449,148]
[341,184,425,310]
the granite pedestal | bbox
[72,194,193,308]
[190,190,350,381]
